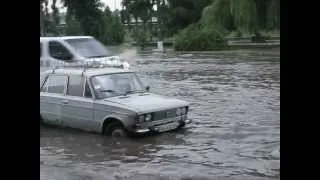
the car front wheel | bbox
[104,122,127,138]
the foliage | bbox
[98,7,125,45]
[174,0,280,50]
[63,0,103,38]
[40,0,125,45]
[40,0,57,36]
[120,0,211,41]
[121,0,155,45]
[201,0,257,34]
[163,0,212,37]
[131,27,148,50]
[40,0,280,50]
[174,23,227,51]
[266,0,280,30]
[65,15,83,35]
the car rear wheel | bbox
[104,122,127,138]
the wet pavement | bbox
[40,48,280,180]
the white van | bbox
[40,36,128,69]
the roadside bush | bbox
[174,23,228,51]
[251,30,267,43]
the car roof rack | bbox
[51,60,130,75]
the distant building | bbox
[123,17,158,27]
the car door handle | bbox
[62,100,69,104]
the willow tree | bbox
[201,0,257,34]
[201,0,280,34]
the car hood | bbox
[103,93,189,114]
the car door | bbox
[40,74,68,126]
[61,75,96,131]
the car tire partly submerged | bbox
[104,122,127,138]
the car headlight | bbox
[145,114,152,121]
[181,107,187,115]
[176,108,182,116]
[138,115,145,123]
[137,114,152,123]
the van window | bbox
[65,38,110,58]
[48,41,73,61]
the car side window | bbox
[67,75,84,97]
[41,75,67,94]
[48,41,73,61]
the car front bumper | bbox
[133,116,192,134]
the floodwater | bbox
[40,48,280,180]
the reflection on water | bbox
[40,48,280,180]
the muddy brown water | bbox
[40,48,280,180]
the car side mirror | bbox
[146,86,150,92]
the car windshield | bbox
[65,38,110,58]
[91,73,145,99]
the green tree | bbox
[266,0,280,30]
[40,0,45,36]
[62,0,103,37]
[201,0,257,34]
[174,0,280,51]
[174,22,227,51]
[40,0,59,36]
[121,0,154,42]
[98,7,125,45]
[163,0,212,36]
[65,14,83,35]
[61,0,125,45]
[201,0,280,34]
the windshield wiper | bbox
[88,55,108,58]
[124,90,144,95]
[99,89,117,93]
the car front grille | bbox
[153,108,177,121]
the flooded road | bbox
[40,48,280,180]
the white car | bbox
[40,36,129,69]
[40,66,191,137]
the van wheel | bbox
[104,122,127,138]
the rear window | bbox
[41,75,67,94]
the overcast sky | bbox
[102,0,122,10]
[47,0,122,13]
